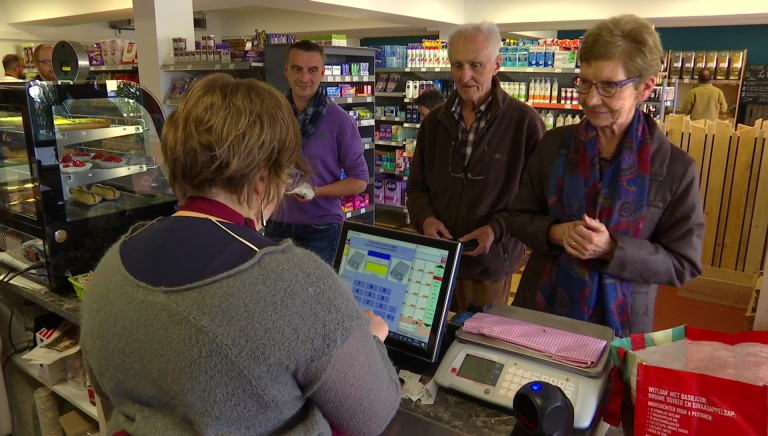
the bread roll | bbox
[69,187,101,206]
[91,184,120,200]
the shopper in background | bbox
[413,87,446,120]
[407,21,546,312]
[32,44,57,82]
[80,74,400,436]
[681,67,728,122]
[505,14,704,338]
[264,40,369,265]
[1,54,25,81]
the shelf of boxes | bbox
[529,102,582,110]
[376,204,408,214]
[13,354,98,420]
[403,123,420,129]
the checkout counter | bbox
[1,278,621,436]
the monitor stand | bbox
[386,348,437,375]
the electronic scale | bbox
[434,305,615,432]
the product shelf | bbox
[376,168,408,178]
[344,205,373,219]
[376,92,406,98]
[12,354,97,420]
[375,117,406,122]
[160,62,264,71]
[374,140,406,147]
[529,102,582,110]
[332,96,374,104]
[323,75,373,83]
[357,119,375,127]
[375,204,408,214]
[403,123,420,128]
[89,65,138,71]
[499,67,581,74]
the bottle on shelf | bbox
[572,114,581,124]
[564,114,573,126]
[544,111,554,130]
[544,78,551,104]
[555,113,565,128]
[529,78,535,103]
[551,79,559,103]
[520,82,527,102]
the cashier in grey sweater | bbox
[80,74,401,436]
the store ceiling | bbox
[9,0,768,39]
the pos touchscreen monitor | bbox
[333,221,462,365]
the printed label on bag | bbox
[634,364,766,436]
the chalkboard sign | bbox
[741,64,768,105]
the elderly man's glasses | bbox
[572,76,640,97]
[448,141,486,180]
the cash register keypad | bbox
[496,366,577,401]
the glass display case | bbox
[0,80,177,293]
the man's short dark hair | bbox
[413,88,446,110]
[287,40,325,63]
[2,54,22,71]
[698,68,712,83]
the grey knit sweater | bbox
[80,229,401,435]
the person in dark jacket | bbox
[505,15,704,338]
[406,21,545,311]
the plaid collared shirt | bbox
[452,96,492,165]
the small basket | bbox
[68,273,92,299]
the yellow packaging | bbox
[669,51,683,79]
[716,51,730,80]
[728,50,744,80]
[693,51,707,79]
[706,50,718,71]
[682,51,695,79]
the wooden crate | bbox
[665,115,768,275]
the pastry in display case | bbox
[0,79,178,294]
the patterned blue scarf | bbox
[536,108,651,337]
[284,84,330,142]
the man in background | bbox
[406,22,545,311]
[682,68,727,122]
[264,40,369,265]
[413,88,446,121]
[1,54,25,81]
[32,44,57,82]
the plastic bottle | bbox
[528,78,535,103]
[555,113,565,127]
[511,82,520,99]
[551,79,559,104]
[544,111,554,130]
[564,114,573,126]
[572,114,581,124]
[544,78,551,104]
[520,82,527,102]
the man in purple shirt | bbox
[265,40,369,264]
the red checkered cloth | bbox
[462,313,607,367]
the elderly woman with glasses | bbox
[505,14,704,337]
[80,74,400,435]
